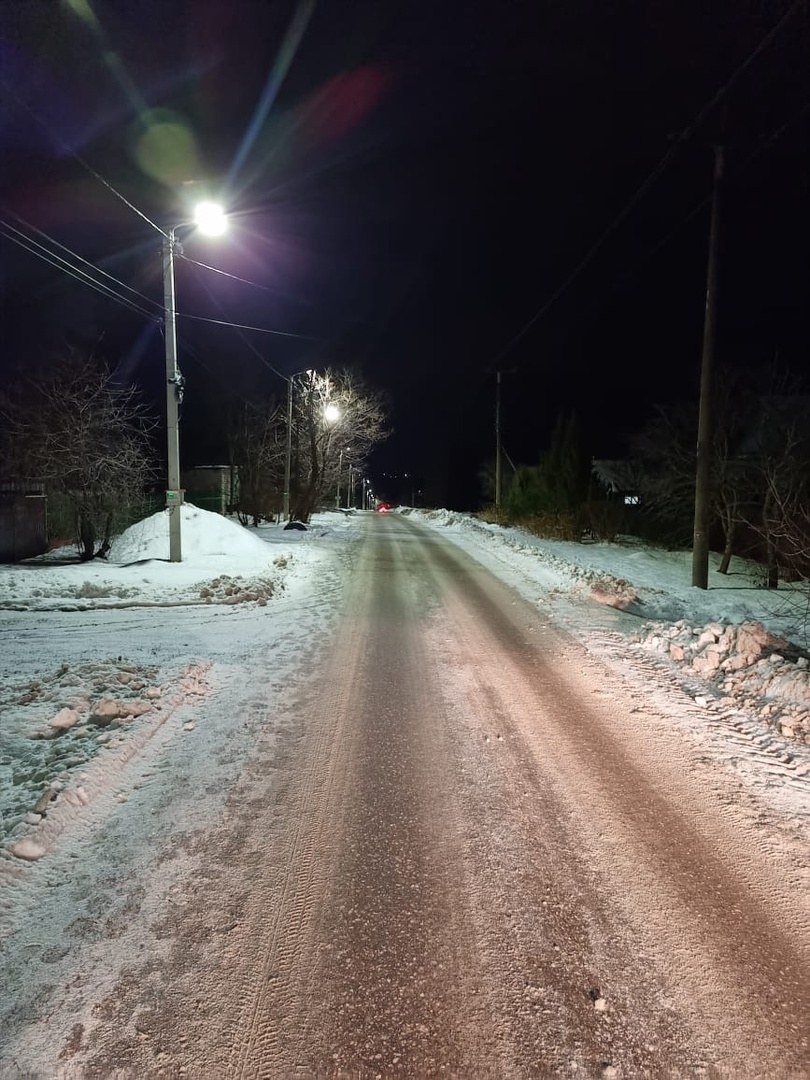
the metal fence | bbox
[0,480,47,562]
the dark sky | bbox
[2,0,809,507]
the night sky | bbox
[2,1,809,508]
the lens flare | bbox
[132,109,200,185]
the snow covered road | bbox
[1,509,808,1078]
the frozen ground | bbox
[0,502,808,948]
[0,506,351,894]
[408,507,810,837]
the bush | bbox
[520,512,579,541]
[503,465,545,519]
[581,500,627,542]
[47,493,163,551]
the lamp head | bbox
[194,201,227,236]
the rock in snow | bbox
[49,707,81,730]
[9,840,47,861]
[637,619,810,742]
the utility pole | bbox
[160,204,227,560]
[162,229,183,562]
[495,370,503,511]
[282,374,294,521]
[692,143,724,589]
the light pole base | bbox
[166,490,184,562]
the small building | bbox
[591,459,643,505]
[0,479,47,562]
[180,466,238,515]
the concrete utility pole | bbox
[162,229,183,563]
[692,144,724,589]
[161,202,226,561]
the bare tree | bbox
[745,397,810,589]
[1,351,157,560]
[631,372,760,568]
[289,369,388,522]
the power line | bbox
[187,269,297,380]
[176,311,321,340]
[2,209,164,316]
[181,256,313,379]
[0,222,160,322]
[0,78,169,240]
[489,0,805,371]
[1,215,319,347]
[583,91,810,314]
[178,253,280,293]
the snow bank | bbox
[0,505,295,611]
[409,509,810,741]
[634,620,810,742]
[110,503,271,562]
[0,660,211,881]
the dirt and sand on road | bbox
[6,515,810,1078]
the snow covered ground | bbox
[407,507,810,838]
[1,503,808,937]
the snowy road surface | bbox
[2,513,809,1078]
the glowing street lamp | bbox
[193,200,227,236]
[162,201,227,561]
[323,402,341,425]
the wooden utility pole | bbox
[692,143,724,589]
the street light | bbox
[281,371,343,523]
[162,201,227,561]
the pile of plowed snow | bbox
[110,504,271,563]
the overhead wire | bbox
[0,221,160,322]
[177,253,280,294]
[488,0,806,372]
[176,311,321,341]
[2,209,164,317]
[1,215,321,348]
[0,77,169,240]
[175,335,266,408]
[181,263,303,380]
[1,80,323,360]
[613,94,810,291]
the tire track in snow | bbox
[413,524,810,1076]
[224,574,365,1076]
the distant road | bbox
[82,512,810,1078]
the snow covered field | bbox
[0,503,808,1041]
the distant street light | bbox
[162,201,227,561]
